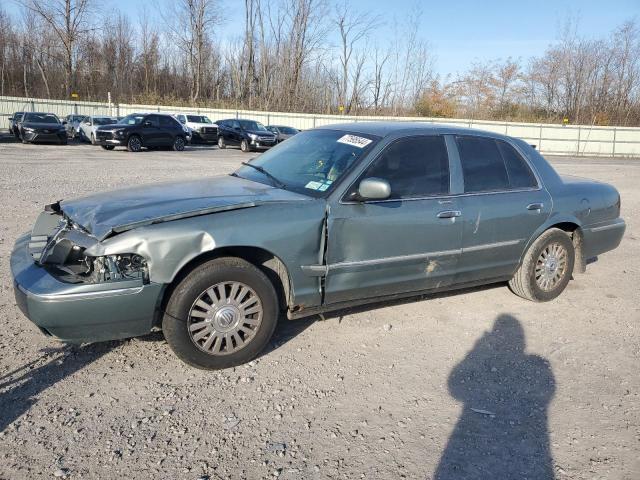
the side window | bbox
[160,115,178,128]
[456,136,509,193]
[496,140,537,189]
[362,136,450,199]
[145,115,160,127]
[231,120,241,130]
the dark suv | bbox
[95,113,188,152]
[217,119,277,152]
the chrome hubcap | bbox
[535,242,568,291]
[187,281,263,355]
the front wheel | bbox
[240,139,251,152]
[101,145,115,150]
[218,136,226,149]
[509,228,575,302]
[173,136,185,151]
[163,257,279,370]
[90,133,96,145]
[127,135,142,152]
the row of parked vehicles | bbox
[7,111,300,153]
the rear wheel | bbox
[127,135,142,152]
[509,228,575,302]
[173,136,186,151]
[162,257,279,370]
[218,136,226,149]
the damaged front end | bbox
[30,203,148,285]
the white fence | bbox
[2,94,640,157]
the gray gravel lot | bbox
[0,139,639,479]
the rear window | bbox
[496,140,538,189]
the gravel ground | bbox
[0,138,639,480]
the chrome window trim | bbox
[340,186,542,205]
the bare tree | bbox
[20,0,92,96]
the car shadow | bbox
[433,313,556,479]
[0,342,117,432]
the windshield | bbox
[238,120,268,132]
[120,114,145,125]
[234,129,379,197]
[94,117,116,126]
[24,113,60,124]
[186,115,212,124]
[69,115,84,122]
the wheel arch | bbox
[157,246,293,327]
[519,218,586,274]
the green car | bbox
[11,123,625,369]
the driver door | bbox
[324,135,463,304]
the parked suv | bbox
[217,119,277,152]
[94,113,188,152]
[175,114,218,144]
[8,111,26,138]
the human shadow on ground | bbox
[0,342,116,432]
[434,314,556,479]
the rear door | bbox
[159,115,179,145]
[324,135,463,304]
[142,115,163,146]
[453,135,551,283]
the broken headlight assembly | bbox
[34,216,149,284]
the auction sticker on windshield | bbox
[337,134,372,148]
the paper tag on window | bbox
[305,181,323,190]
[337,134,372,148]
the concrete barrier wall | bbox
[2,94,639,157]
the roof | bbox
[315,121,510,140]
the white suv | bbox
[174,114,218,144]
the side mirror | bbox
[62,121,68,125]
[144,120,152,127]
[357,177,391,201]
[8,117,13,121]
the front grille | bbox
[97,131,113,140]
[201,127,217,134]
[258,136,275,142]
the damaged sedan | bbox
[11,123,626,369]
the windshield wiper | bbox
[241,162,286,189]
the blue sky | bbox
[6,0,639,76]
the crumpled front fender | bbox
[85,223,216,284]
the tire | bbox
[172,136,185,151]
[162,257,279,370]
[101,145,115,150]
[509,228,575,302]
[218,136,226,149]
[240,139,251,152]
[90,133,96,145]
[127,135,143,152]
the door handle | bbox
[437,210,462,219]
[527,203,544,211]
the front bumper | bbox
[23,130,66,143]
[10,233,163,343]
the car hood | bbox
[246,130,275,137]
[188,122,218,128]
[59,175,310,241]
[97,124,129,131]
[23,122,64,130]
